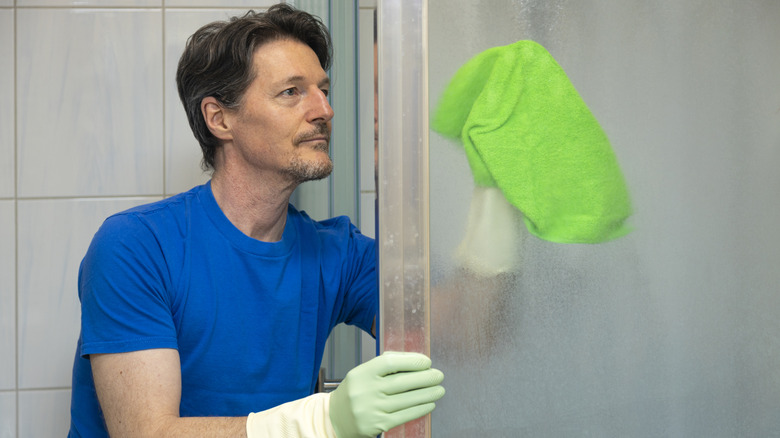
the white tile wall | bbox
[17,9,164,198]
[0,392,15,438]
[0,202,14,391]
[5,1,376,436]
[18,390,70,437]
[0,10,12,199]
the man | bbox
[68,4,444,437]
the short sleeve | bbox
[78,213,178,357]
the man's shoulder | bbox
[93,185,206,247]
[108,185,203,223]
[287,206,375,259]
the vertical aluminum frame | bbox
[377,0,430,436]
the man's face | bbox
[227,38,334,183]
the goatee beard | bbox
[290,122,333,182]
[288,156,333,183]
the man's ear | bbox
[201,96,232,141]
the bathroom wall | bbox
[0,0,376,436]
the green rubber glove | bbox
[329,351,445,438]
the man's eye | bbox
[321,89,330,97]
[281,88,297,96]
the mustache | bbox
[295,123,330,144]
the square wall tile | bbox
[0,1,11,7]
[164,9,248,195]
[17,197,160,389]
[0,10,13,198]
[18,389,70,437]
[17,9,164,197]
[0,391,15,437]
[0,201,14,391]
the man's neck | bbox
[210,166,297,243]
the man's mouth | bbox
[298,136,330,152]
[300,136,329,143]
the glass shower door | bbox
[378,0,780,436]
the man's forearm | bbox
[91,350,249,438]
[150,416,248,438]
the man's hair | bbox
[176,3,332,171]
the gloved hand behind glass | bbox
[329,351,445,438]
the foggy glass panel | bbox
[428,1,780,436]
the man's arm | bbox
[91,348,248,438]
[93,348,444,438]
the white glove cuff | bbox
[454,186,524,276]
[246,392,338,438]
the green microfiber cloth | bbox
[432,40,632,244]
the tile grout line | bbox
[13,1,18,435]
[12,386,73,393]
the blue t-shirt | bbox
[68,182,377,437]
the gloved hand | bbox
[329,351,445,438]
[432,40,632,244]
[454,186,524,276]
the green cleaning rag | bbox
[432,40,632,244]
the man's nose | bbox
[308,88,334,123]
